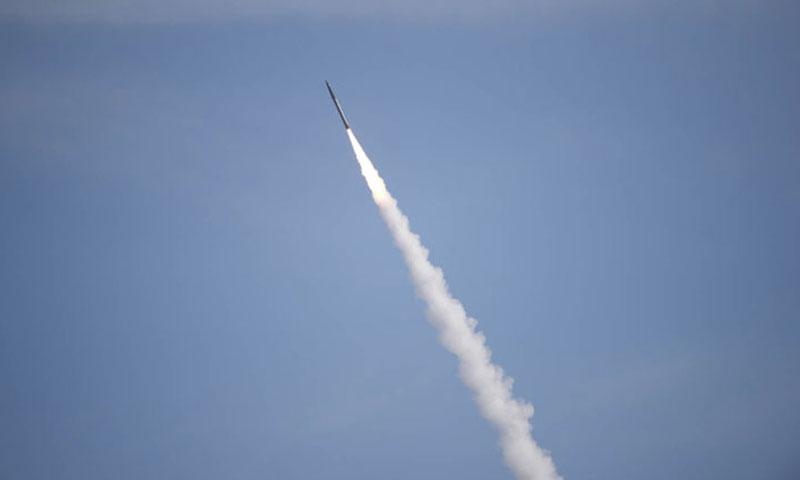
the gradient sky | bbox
[1,2,799,479]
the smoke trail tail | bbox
[345,129,560,480]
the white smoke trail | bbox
[346,129,561,480]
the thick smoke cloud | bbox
[347,129,561,480]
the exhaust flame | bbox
[347,129,390,205]
[345,129,561,480]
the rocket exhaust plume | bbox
[330,82,560,480]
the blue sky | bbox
[1,2,799,479]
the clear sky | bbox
[1,2,798,479]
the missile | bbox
[325,80,350,130]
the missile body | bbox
[325,81,350,130]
